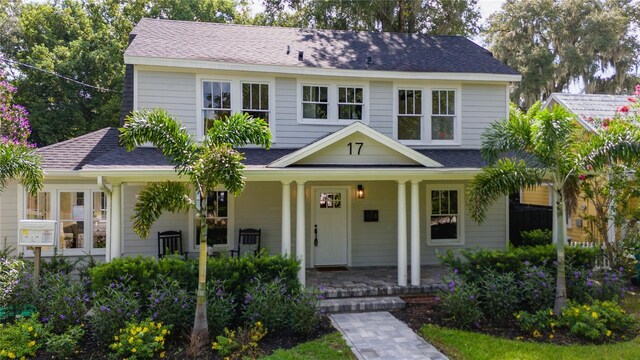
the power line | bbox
[1,58,119,93]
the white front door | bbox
[313,188,348,266]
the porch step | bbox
[320,296,406,313]
[318,284,439,299]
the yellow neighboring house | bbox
[519,93,632,243]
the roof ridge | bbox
[37,127,118,152]
[135,17,468,40]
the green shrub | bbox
[91,282,142,346]
[145,276,194,338]
[45,325,85,359]
[41,247,78,276]
[477,270,520,325]
[289,288,322,336]
[516,308,556,337]
[36,273,89,333]
[207,280,236,337]
[89,256,196,296]
[520,229,553,247]
[242,277,291,332]
[207,252,300,304]
[0,258,36,321]
[212,322,267,360]
[560,301,638,341]
[519,263,555,312]
[109,319,171,360]
[436,272,483,329]
[0,314,46,359]
[441,245,597,281]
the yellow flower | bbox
[548,310,553,316]
[606,330,612,337]
[592,312,599,319]
[128,337,134,344]
[550,322,556,328]
[161,329,168,335]
[27,326,33,332]
[533,330,542,338]
[132,348,137,353]
[143,327,148,332]
[549,334,554,339]
[155,336,163,342]
[0,350,6,356]
[160,352,166,358]
[114,336,119,341]
[28,340,36,347]
[157,322,163,329]
[8,352,16,359]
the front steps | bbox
[317,283,440,314]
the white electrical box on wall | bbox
[18,220,56,247]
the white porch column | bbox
[281,181,292,256]
[410,180,421,286]
[109,182,122,260]
[296,181,306,286]
[397,180,407,286]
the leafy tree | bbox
[256,0,481,36]
[469,101,640,314]
[0,61,42,194]
[3,0,241,146]
[119,110,271,342]
[485,0,640,107]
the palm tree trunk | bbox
[192,202,209,340]
[554,187,568,314]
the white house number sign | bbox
[347,142,364,155]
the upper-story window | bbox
[202,81,231,132]
[199,78,274,139]
[298,81,368,124]
[397,89,422,141]
[242,82,270,123]
[395,85,460,144]
[302,85,329,120]
[338,87,363,120]
[431,90,455,141]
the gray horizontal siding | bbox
[461,84,507,148]
[368,81,393,137]
[136,70,197,135]
[0,182,19,255]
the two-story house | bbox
[1,19,520,286]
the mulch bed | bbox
[390,294,636,346]
[33,317,335,359]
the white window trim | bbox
[296,79,369,125]
[188,187,235,252]
[392,82,462,146]
[426,184,465,246]
[195,75,276,142]
[19,184,108,257]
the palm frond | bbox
[204,113,272,149]
[579,118,640,169]
[131,181,192,238]
[481,103,534,164]
[194,145,246,196]
[120,109,198,172]
[0,142,43,195]
[468,159,545,223]
[530,104,575,167]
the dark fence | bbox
[509,204,552,246]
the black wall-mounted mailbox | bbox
[364,210,379,222]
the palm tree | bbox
[120,109,271,341]
[469,102,580,314]
[0,141,43,195]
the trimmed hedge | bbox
[89,252,300,300]
[441,245,597,281]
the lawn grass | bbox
[262,332,355,360]
[420,324,640,360]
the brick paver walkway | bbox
[330,312,448,360]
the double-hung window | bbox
[338,86,363,120]
[426,185,464,245]
[397,89,422,141]
[202,81,231,132]
[302,85,328,120]
[24,187,107,255]
[194,190,231,248]
[242,82,270,123]
[431,90,456,141]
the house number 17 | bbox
[347,142,363,155]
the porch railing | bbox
[567,241,612,270]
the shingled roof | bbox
[37,128,120,171]
[125,18,518,75]
[545,93,632,130]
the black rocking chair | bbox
[157,230,188,259]
[229,228,261,257]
